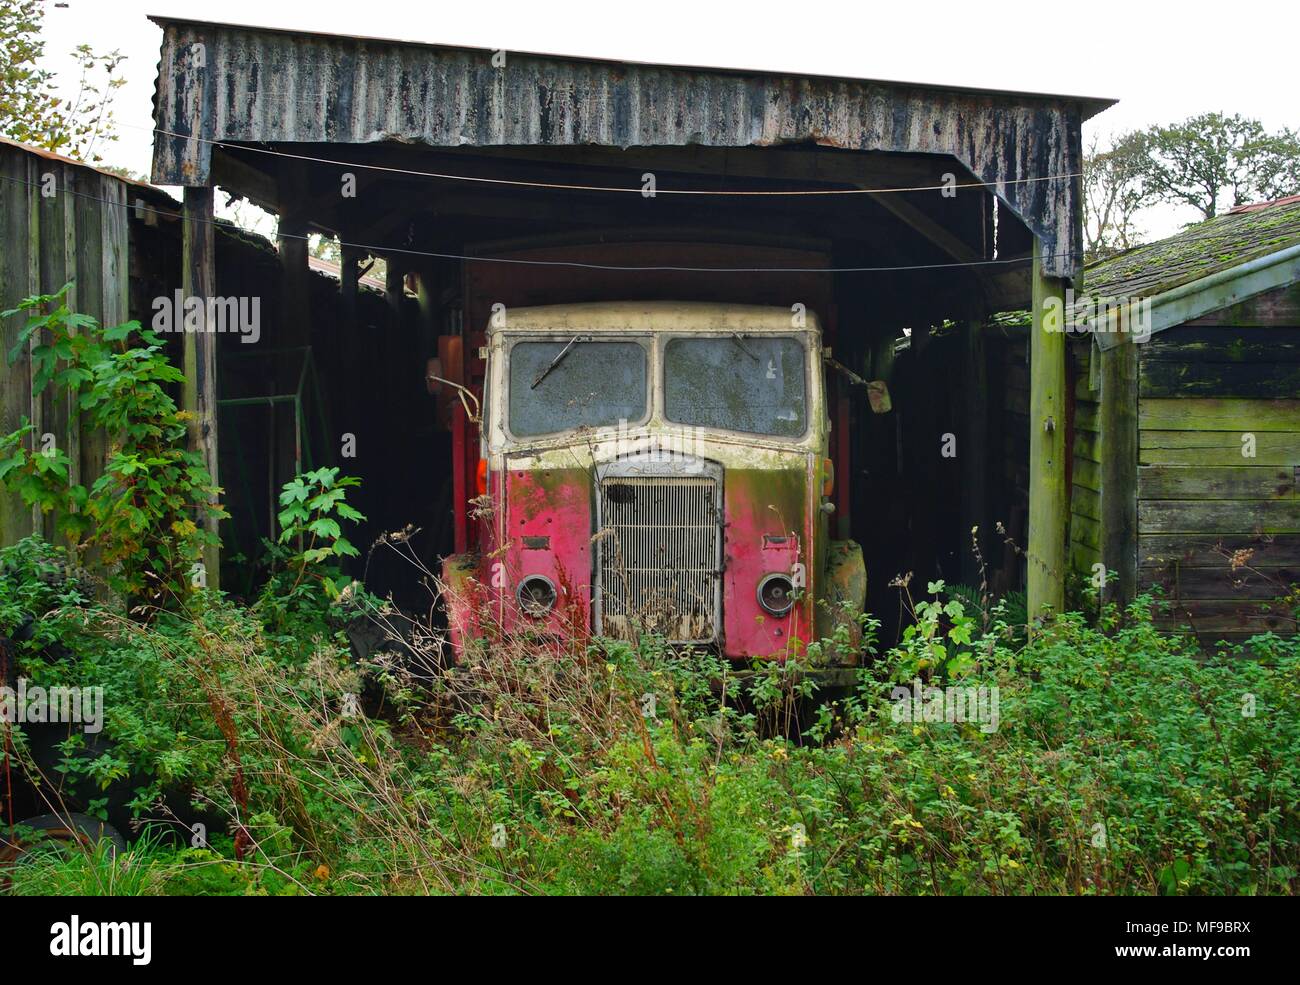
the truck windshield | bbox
[509,339,648,437]
[663,335,806,437]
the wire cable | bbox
[128,122,1082,198]
[0,170,1059,274]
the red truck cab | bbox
[442,300,865,662]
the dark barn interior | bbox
[143,17,1110,643]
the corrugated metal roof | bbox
[147,15,1116,117]
[149,16,1106,278]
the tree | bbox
[1139,113,1300,220]
[0,0,126,163]
[0,0,58,146]
[1083,132,1154,261]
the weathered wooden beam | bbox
[1140,430,1300,467]
[961,319,989,585]
[277,161,313,348]
[385,257,405,317]
[182,186,220,590]
[1140,398,1300,432]
[339,245,361,318]
[210,147,279,213]
[1137,465,1297,500]
[871,193,981,264]
[336,243,362,470]
[36,167,80,544]
[274,162,314,493]
[1099,336,1138,602]
[1139,499,1300,534]
[0,148,39,543]
[414,265,439,354]
[1027,244,1068,619]
[481,143,942,189]
[1139,532,1300,568]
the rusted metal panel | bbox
[150,18,1107,279]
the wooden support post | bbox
[278,216,311,347]
[0,149,39,544]
[1028,244,1068,619]
[415,265,440,360]
[339,245,360,330]
[385,259,404,320]
[338,243,361,471]
[1099,335,1138,604]
[961,319,988,586]
[182,186,220,590]
[277,195,311,490]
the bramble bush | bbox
[5,527,1296,895]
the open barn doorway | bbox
[210,245,461,612]
[204,137,1043,648]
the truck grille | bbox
[597,476,720,642]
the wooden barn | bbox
[984,196,1300,645]
[1081,197,1300,646]
[3,16,1296,649]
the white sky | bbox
[35,0,1300,239]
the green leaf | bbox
[102,320,140,342]
[0,452,27,481]
[307,518,342,540]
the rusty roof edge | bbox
[0,135,177,201]
[145,14,1117,119]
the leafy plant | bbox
[276,468,364,569]
[0,286,223,605]
[893,580,979,680]
[273,467,365,594]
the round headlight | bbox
[517,575,558,618]
[757,573,795,616]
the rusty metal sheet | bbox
[150,17,1108,278]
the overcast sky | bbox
[35,0,1299,238]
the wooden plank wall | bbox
[988,329,1030,591]
[1137,282,1300,646]
[0,143,129,545]
[1069,338,1102,578]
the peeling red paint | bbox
[721,467,811,659]
[499,468,593,635]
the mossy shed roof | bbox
[991,195,1300,329]
[1085,195,1300,299]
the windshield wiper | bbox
[531,334,588,389]
[729,332,759,362]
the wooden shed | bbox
[990,196,1300,646]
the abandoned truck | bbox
[441,300,867,662]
